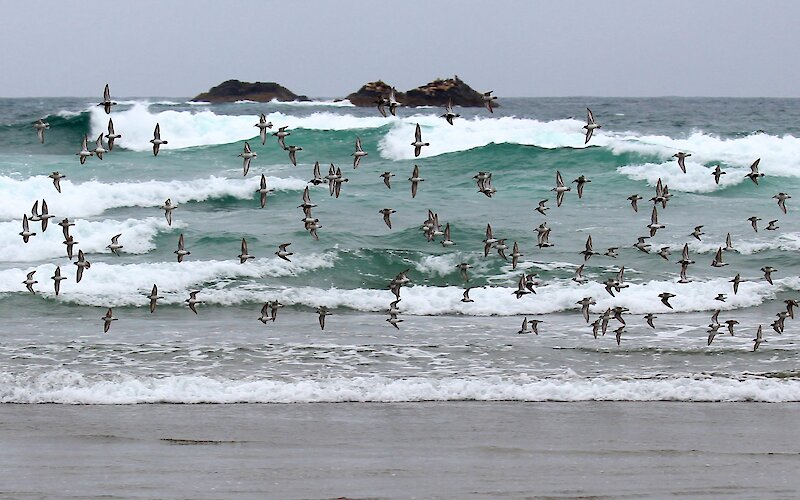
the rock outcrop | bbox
[191,80,308,103]
[345,76,490,108]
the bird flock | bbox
[20,85,793,351]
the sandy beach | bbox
[1,402,799,499]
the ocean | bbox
[1,96,799,405]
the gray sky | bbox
[3,0,799,98]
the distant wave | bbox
[89,103,390,151]
[3,371,799,403]
[0,174,309,219]
[0,257,791,313]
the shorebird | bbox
[482,91,497,113]
[512,273,531,299]
[711,165,725,184]
[711,247,727,267]
[48,172,65,193]
[387,87,400,116]
[51,266,66,295]
[517,317,532,335]
[146,284,163,313]
[185,291,203,314]
[275,243,293,262]
[317,307,330,330]
[308,162,326,186]
[34,118,49,144]
[657,247,671,260]
[441,223,456,248]
[92,133,107,160]
[459,287,474,303]
[634,236,651,253]
[614,326,625,346]
[477,176,496,197]
[647,206,665,237]
[161,199,177,226]
[673,152,691,173]
[388,298,402,314]
[150,123,167,156]
[577,297,596,323]
[573,175,590,199]
[580,235,596,261]
[258,303,271,324]
[510,241,523,269]
[331,167,348,198]
[299,186,317,210]
[269,300,284,322]
[604,247,619,258]
[106,118,122,150]
[107,234,123,256]
[752,325,766,351]
[659,292,676,309]
[495,239,508,260]
[707,324,722,346]
[723,233,734,251]
[628,194,642,213]
[273,126,290,149]
[785,299,799,319]
[745,158,764,185]
[352,136,368,168]
[380,172,394,189]
[441,100,460,125]
[239,141,256,176]
[36,200,54,231]
[748,216,761,232]
[74,250,91,283]
[583,108,600,144]
[174,234,190,262]
[375,95,389,117]
[773,193,791,213]
[379,208,396,229]
[76,135,93,164]
[590,319,602,338]
[238,238,255,263]
[255,113,273,145]
[730,273,742,294]
[535,199,549,216]
[285,145,302,166]
[724,319,739,336]
[19,214,36,243]
[101,308,117,333]
[766,220,779,231]
[691,225,704,241]
[457,263,472,282]
[409,165,423,198]
[644,313,657,328]
[98,84,116,114]
[411,123,429,157]
[386,314,403,329]
[552,171,571,207]
[715,293,727,302]
[572,264,587,284]
[761,266,776,285]
[257,174,273,208]
[22,271,37,294]
[63,235,77,260]
[528,319,542,335]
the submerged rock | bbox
[191,80,308,103]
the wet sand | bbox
[1,402,799,499]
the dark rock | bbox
[191,80,308,103]
[344,76,491,108]
[344,80,405,107]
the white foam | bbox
[0,217,176,262]
[0,255,791,314]
[687,232,800,255]
[0,175,308,220]
[617,161,748,192]
[3,371,798,403]
[0,253,338,305]
[89,103,390,151]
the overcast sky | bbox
[3,0,798,98]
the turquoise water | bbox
[1,97,799,403]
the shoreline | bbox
[2,401,799,498]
